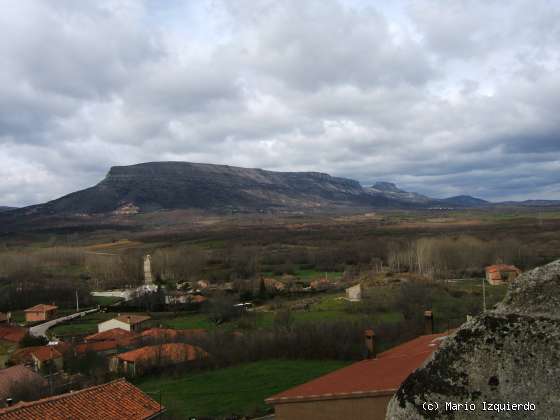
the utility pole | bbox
[482,276,487,312]
[75,290,79,312]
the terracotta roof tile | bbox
[30,346,62,362]
[11,346,62,364]
[85,328,136,345]
[0,378,163,419]
[267,333,448,404]
[76,340,118,354]
[0,365,47,401]
[0,326,27,343]
[116,343,208,364]
[139,328,206,341]
[485,264,521,273]
[114,314,151,325]
[24,304,58,313]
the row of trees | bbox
[386,235,534,279]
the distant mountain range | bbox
[0,206,17,212]
[3,162,560,217]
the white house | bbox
[346,283,362,302]
[98,314,151,333]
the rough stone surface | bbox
[386,260,560,419]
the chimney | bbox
[364,329,376,359]
[5,398,13,407]
[424,310,434,335]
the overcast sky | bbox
[2,0,560,206]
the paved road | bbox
[29,307,99,338]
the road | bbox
[29,307,99,338]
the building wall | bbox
[25,311,54,322]
[273,395,393,420]
[346,284,362,301]
[98,319,130,333]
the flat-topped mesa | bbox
[386,259,560,419]
[20,162,428,215]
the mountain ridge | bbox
[5,161,559,216]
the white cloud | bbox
[1,0,560,206]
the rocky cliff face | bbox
[386,260,560,419]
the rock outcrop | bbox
[386,260,560,419]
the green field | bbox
[0,342,16,368]
[160,313,216,330]
[49,312,114,337]
[135,359,349,418]
[91,296,123,306]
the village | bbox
[0,246,520,419]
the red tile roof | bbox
[191,295,208,304]
[24,304,58,313]
[52,341,72,355]
[485,264,521,274]
[113,314,151,325]
[0,378,163,419]
[0,325,27,343]
[139,328,206,341]
[85,328,136,345]
[11,346,62,364]
[266,333,448,404]
[29,346,63,362]
[0,365,47,401]
[76,340,118,354]
[116,343,208,364]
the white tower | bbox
[144,254,154,285]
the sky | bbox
[1,0,560,206]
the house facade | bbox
[345,283,362,301]
[24,304,58,323]
[11,346,63,372]
[98,315,151,333]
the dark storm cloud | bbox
[1,0,560,206]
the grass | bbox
[135,359,349,418]
[259,267,343,282]
[0,342,16,368]
[160,313,216,330]
[49,312,114,337]
[91,296,122,306]
[294,268,343,281]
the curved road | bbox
[29,307,99,338]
